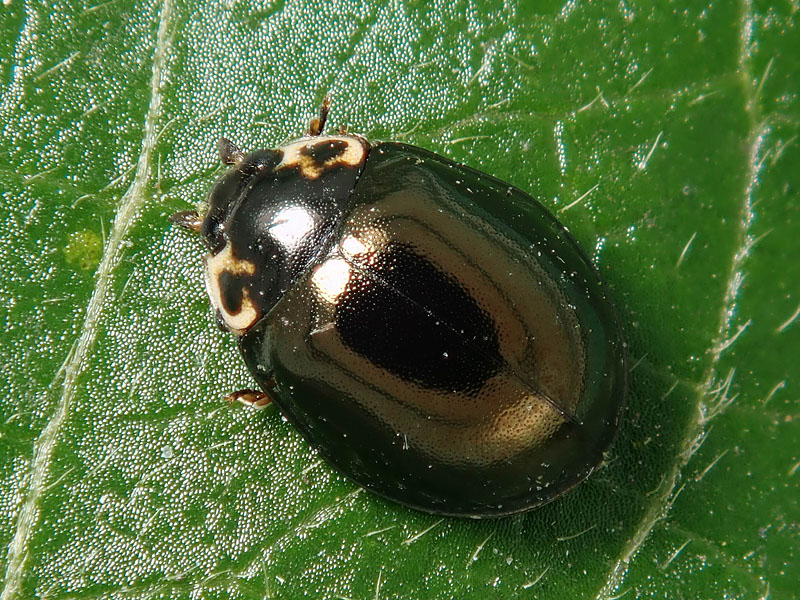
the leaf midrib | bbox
[0,1,174,598]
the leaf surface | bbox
[0,1,797,598]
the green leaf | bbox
[1,1,797,598]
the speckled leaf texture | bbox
[0,1,797,598]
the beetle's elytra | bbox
[171,99,626,517]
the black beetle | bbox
[171,98,626,517]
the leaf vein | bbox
[0,1,174,597]
[593,1,771,597]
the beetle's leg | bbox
[169,210,203,233]
[224,388,272,409]
[338,124,348,135]
[307,95,331,136]
[218,137,244,165]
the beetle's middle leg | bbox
[224,388,272,409]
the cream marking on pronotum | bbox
[0,1,174,598]
[204,243,259,333]
[277,135,367,180]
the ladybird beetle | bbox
[171,98,626,517]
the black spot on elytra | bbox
[300,140,348,165]
[336,244,502,392]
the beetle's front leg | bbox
[307,95,332,136]
[218,137,244,165]
[169,210,203,233]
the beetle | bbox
[171,98,626,517]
